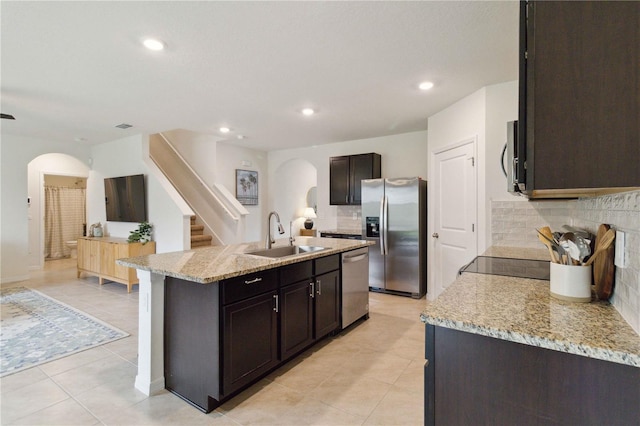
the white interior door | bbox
[433,140,477,297]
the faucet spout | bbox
[266,211,285,249]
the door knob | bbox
[432,233,439,238]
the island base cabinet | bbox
[314,270,340,339]
[222,292,279,397]
[165,278,220,412]
[280,280,314,361]
[424,325,640,425]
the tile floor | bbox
[1,258,426,425]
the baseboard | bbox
[135,375,166,396]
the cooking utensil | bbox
[593,224,616,300]
[538,230,559,263]
[561,225,593,241]
[584,229,615,266]
[558,232,591,263]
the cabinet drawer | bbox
[221,269,278,305]
[279,260,313,286]
[315,254,340,276]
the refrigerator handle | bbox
[383,195,389,255]
[379,196,385,255]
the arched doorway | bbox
[28,153,90,269]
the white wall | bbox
[27,153,90,269]
[216,142,268,242]
[88,135,186,254]
[1,134,91,283]
[273,158,318,240]
[268,131,428,232]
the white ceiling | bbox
[1,1,518,151]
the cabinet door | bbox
[314,269,340,339]
[222,291,279,396]
[88,240,101,273]
[77,239,90,270]
[526,1,640,190]
[280,280,314,361]
[350,153,380,205]
[329,156,350,205]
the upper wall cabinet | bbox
[330,153,381,205]
[521,0,639,198]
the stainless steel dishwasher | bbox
[341,247,369,329]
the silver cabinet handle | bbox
[244,277,263,284]
[273,294,279,312]
[317,279,322,295]
[432,233,439,238]
[379,196,385,256]
[309,282,315,298]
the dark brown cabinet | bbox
[314,269,340,339]
[220,269,279,396]
[164,254,343,413]
[424,324,640,425]
[330,153,381,205]
[222,291,279,396]
[521,1,640,197]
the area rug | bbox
[0,286,129,377]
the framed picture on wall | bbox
[236,169,258,205]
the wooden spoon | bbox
[584,229,615,266]
[537,229,559,263]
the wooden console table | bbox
[77,237,156,292]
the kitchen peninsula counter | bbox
[420,247,640,366]
[421,246,639,425]
[117,236,372,283]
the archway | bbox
[273,158,317,238]
[28,153,90,269]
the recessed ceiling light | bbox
[74,137,87,142]
[237,135,246,140]
[143,38,165,51]
[302,108,315,116]
[219,127,230,133]
[419,81,434,91]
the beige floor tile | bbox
[38,346,113,377]
[74,375,149,420]
[50,354,137,396]
[9,397,100,425]
[364,385,424,425]
[307,371,391,418]
[275,397,365,425]
[0,378,69,423]
[393,359,425,393]
[0,367,49,394]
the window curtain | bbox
[44,186,86,259]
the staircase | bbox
[190,216,213,248]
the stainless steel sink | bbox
[245,245,326,258]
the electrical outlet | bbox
[615,230,626,268]
[352,212,358,220]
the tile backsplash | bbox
[335,205,362,232]
[492,190,640,334]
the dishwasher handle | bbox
[342,253,368,263]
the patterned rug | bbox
[0,287,129,377]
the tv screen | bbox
[104,174,147,223]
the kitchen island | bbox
[421,247,640,425]
[118,237,372,412]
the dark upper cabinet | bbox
[521,1,640,197]
[330,153,381,205]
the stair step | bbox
[190,215,196,224]
[191,225,204,235]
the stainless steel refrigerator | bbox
[361,177,426,298]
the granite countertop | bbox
[421,246,640,367]
[117,237,373,284]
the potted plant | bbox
[128,222,153,244]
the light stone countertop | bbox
[421,246,640,367]
[117,237,373,284]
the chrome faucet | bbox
[265,211,285,249]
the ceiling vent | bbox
[115,123,132,129]
[1,113,16,120]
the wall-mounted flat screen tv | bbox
[104,174,147,223]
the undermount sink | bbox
[245,245,327,258]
